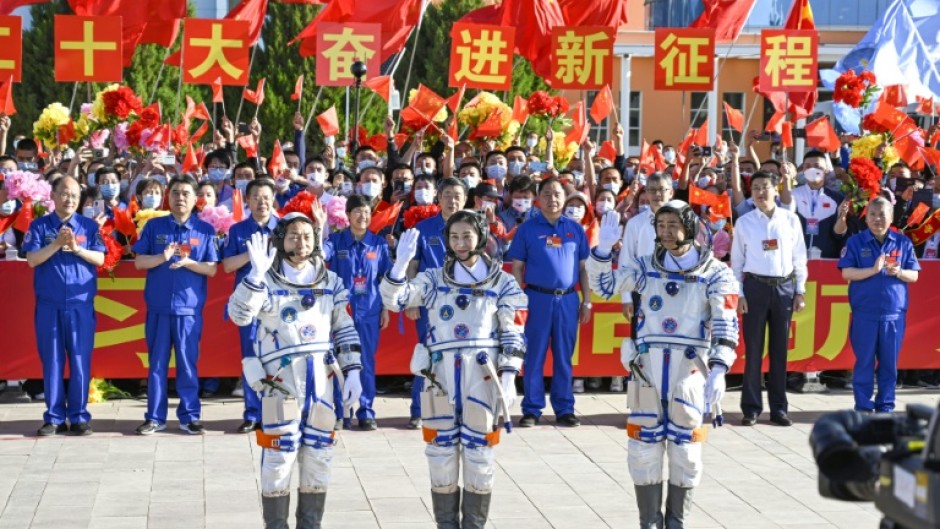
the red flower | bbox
[527,91,555,116]
[849,157,882,197]
[832,69,878,109]
[138,106,160,127]
[98,222,124,274]
[172,123,189,148]
[861,114,889,134]
[125,121,146,147]
[403,204,441,228]
[552,96,569,117]
[102,86,142,120]
[280,191,315,220]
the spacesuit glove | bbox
[245,232,276,285]
[704,364,728,410]
[241,357,267,392]
[342,369,363,411]
[390,228,419,280]
[595,211,621,258]
[499,372,517,409]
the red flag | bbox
[512,95,529,124]
[294,0,422,62]
[780,121,793,149]
[290,75,304,101]
[689,184,719,207]
[316,106,340,137]
[0,76,15,116]
[446,118,458,142]
[765,111,786,134]
[708,193,732,222]
[194,102,210,122]
[0,1,49,15]
[368,200,403,233]
[469,109,504,140]
[722,101,743,133]
[446,85,466,115]
[870,101,917,137]
[231,188,245,221]
[12,198,31,232]
[165,0,268,66]
[589,85,613,125]
[916,96,935,116]
[268,139,287,175]
[191,121,210,144]
[211,77,224,103]
[690,0,758,42]
[112,206,137,237]
[400,84,446,130]
[236,135,258,158]
[181,143,199,174]
[921,146,940,168]
[881,85,908,108]
[558,0,628,28]
[693,118,709,146]
[895,134,924,170]
[71,0,185,66]
[907,202,930,227]
[139,0,186,47]
[243,78,265,105]
[598,140,617,162]
[785,0,816,30]
[362,75,392,103]
[565,101,588,145]
[804,116,840,152]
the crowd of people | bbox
[0,100,934,528]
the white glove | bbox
[390,228,419,279]
[342,369,363,411]
[596,211,621,257]
[246,232,276,284]
[241,357,267,392]
[500,372,517,409]
[704,364,728,408]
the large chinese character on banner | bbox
[0,16,22,82]
[654,28,715,91]
[182,19,250,86]
[449,22,515,91]
[54,15,123,82]
[316,22,382,87]
[759,30,818,92]
[550,27,613,90]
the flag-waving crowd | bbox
[0,0,938,528]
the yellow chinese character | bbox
[60,21,116,77]
[188,23,244,79]
[321,27,376,82]
[555,30,610,86]
[763,34,814,88]
[658,33,710,87]
[453,28,510,85]
[0,26,13,71]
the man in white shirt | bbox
[790,151,845,258]
[731,170,808,427]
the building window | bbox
[690,92,708,128]
[722,92,745,142]
[627,91,641,148]
[587,90,609,143]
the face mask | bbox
[596,201,614,215]
[82,206,96,218]
[481,200,497,212]
[235,179,249,194]
[339,181,354,196]
[414,188,434,205]
[697,176,712,188]
[207,168,227,183]
[0,200,15,216]
[335,147,347,159]
[87,171,97,187]
[526,138,538,149]
[508,161,525,176]
[360,182,382,198]
[119,180,129,193]
[603,183,621,195]
[625,166,635,180]
[142,195,161,209]
[151,174,166,186]
[564,205,585,221]
[664,150,677,164]
[100,183,120,200]
[571,170,584,184]
[639,204,651,213]
[358,160,377,172]
[288,167,299,178]
[275,178,289,191]
[453,157,464,170]
[486,165,507,181]
[307,171,325,187]
[512,198,532,214]
[804,167,825,184]
[462,176,478,189]
[709,219,727,232]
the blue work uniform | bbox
[410,213,448,417]
[506,214,589,419]
[220,214,279,422]
[325,229,391,420]
[23,214,106,426]
[837,229,920,412]
[132,214,220,426]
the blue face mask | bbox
[142,195,161,209]
[234,179,249,194]
[100,183,120,200]
[87,171,97,187]
[208,167,227,183]
[709,219,727,232]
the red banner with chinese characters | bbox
[0,16,22,82]
[654,28,715,91]
[448,22,515,91]
[1,261,938,378]
[315,22,382,88]
[758,29,818,92]
[54,15,123,82]
[550,26,614,90]
[182,19,250,86]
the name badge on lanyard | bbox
[925,236,939,259]
[806,218,820,235]
[352,275,368,295]
[762,239,779,251]
[546,235,562,248]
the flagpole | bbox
[149,48,173,105]
[395,0,430,129]
[740,94,761,146]
[304,85,325,133]
[344,86,350,140]
[297,81,304,114]
[235,44,258,126]
[175,41,185,125]
[68,82,80,115]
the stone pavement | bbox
[0,387,937,529]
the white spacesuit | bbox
[380,210,527,529]
[587,203,739,529]
[228,213,362,529]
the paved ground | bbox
[0,386,937,529]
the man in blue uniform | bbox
[24,175,105,436]
[326,194,392,430]
[405,177,468,428]
[221,178,278,433]
[133,175,220,435]
[838,197,919,412]
[508,177,591,428]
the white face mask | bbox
[0,200,15,216]
[481,200,497,212]
[571,170,584,184]
[453,157,464,170]
[359,181,382,198]
[307,171,325,187]
[288,167,299,178]
[564,205,585,221]
[486,164,507,181]
[595,200,614,215]
[508,161,525,176]
[664,150,677,164]
[335,147,347,159]
[142,194,161,209]
[358,160,377,172]
[639,204,651,213]
[603,182,621,195]
[512,198,532,214]
[275,177,290,191]
[82,206,96,218]
[414,188,434,205]
[697,176,712,188]
[462,176,479,190]
[526,139,538,150]
[339,181,354,196]
[804,167,825,184]
[234,179,249,194]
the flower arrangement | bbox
[458,92,520,149]
[527,91,569,119]
[850,134,900,169]
[98,222,124,277]
[91,84,143,126]
[33,102,72,149]
[833,70,878,109]
[325,195,349,232]
[134,208,170,235]
[842,157,883,212]
[4,170,52,205]
[281,191,316,220]
[198,205,235,237]
[552,134,579,170]
[404,204,441,229]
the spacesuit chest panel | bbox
[425,283,500,348]
[636,271,711,347]
[258,287,336,354]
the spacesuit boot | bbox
[261,495,290,529]
[296,491,326,529]
[460,490,491,529]
[635,483,664,529]
[431,488,460,529]
[664,484,693,529]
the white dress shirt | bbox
[731,205,808,294]
[618,208,656,268]
[791,184,839,222]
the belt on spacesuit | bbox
[270,288,334,297]
[745,272,795,287]
[423,426,500,446]
[626,423,707,443]
[426,338,500,353]
[525,284,576,296]
[255,430,303,451]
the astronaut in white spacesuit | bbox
[587,201,739,529]
[228,212,363,529]
[380,210,527,529]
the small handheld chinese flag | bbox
[689,184,719,207]
[268,139,287,176]
[231,188,244,222]
[722,101,743,133]
[564,101,588,145]
[316,106,340,137]
[181,142,200,174]
[0,76,15,116]
[880,85,908,108]
[362,75,392,103]
[13,198,32,232]
[907,202,930,227]
[765,111,786,134]
[512,95,529,124]
[243,78,265,105]
[693,118,709,146]
[191,121,210,143]
[589,85,613,125]
[598,140,617,162]
[211,77,224,103]
[368,200,403,233]
[916,96,935,116]
[236,134,258,158]
[804,116,840,151]
[780,121,794,148]
[446,84,466,115]
[470,109,504,140]
[290,74,304,101]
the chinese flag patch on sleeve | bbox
[724,294,739,310]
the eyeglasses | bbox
[645,187,668,195]
[56,192,80,200]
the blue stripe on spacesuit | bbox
[436,287,498,297]
[674,397,702,415]
[645,271,707,284]
[467,396,493,412]
[270,288,335,296]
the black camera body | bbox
[810,402,940,529]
